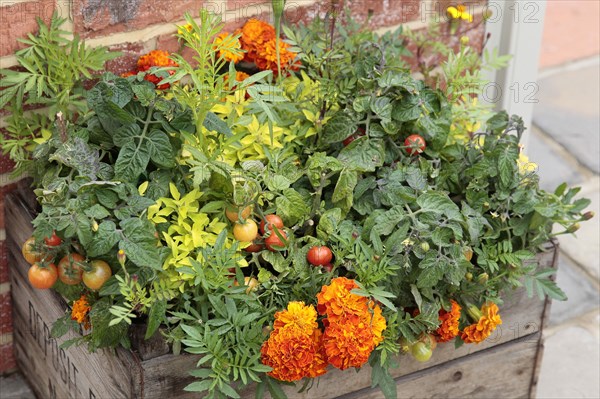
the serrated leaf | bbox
[321,112,355,144]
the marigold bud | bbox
[460,36,470,45]
[583,211,595,221]
[117,249,126,266]
[465,272,473,281]
[477,272,489,284]
[566,223,581,233]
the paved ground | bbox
[531,57,600,398]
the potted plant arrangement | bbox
[1,2,593,399]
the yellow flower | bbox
[518,152,538,175]
[177,23,193,35]
[214,33,244,63]
[447,5,474,22]
[461,302,502,344]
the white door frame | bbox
[483,0,547,148]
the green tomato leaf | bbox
[114,140,151,182]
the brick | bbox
[72,0,205,39]
[226,0,268,12]
[0,343,16,373]
[104,41,151,76]
[0,154,15,176]
[0,291,13,335]
[347,0,422,28]
[0,241,7,285]
[0,0,56,57]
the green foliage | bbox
[0,13,119,174]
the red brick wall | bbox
[0,0,488,375]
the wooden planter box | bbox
[6,190,556,399]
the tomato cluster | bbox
[21,233,112,291]
[226,204,336,290]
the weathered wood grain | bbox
[6,191,555,399]
[341,333,542,399]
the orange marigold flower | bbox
[214,33,244,63]
[71,295,91,329]
[261,302,328,381]
[436,300,462,342]
[121,71,137,78]
[318,277,387,370]
[136,50,178,90]
[461,302,502,344]
[322,316,374,370]
[239,19,276,63]
[254,38,299,74]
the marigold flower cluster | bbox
[260,302,328,381]
[461,302,502,344]
[71,295,91,329]
[435,300,462,342]
[237,19,299,74]
[122,50,178,90]
[317,277,387,370]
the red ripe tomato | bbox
[58,253,85,285]
[404,134,426,155]
[343,127,366,147]
[265,228,287,251]
[28,263,58,289]
[244,239,264,253]
[225,204,253,222]
[259,214,284,234]
[233,220,259,242]
[82,260,112,291]
[307,246,333,266]
[44,231,62,247]
[22,237,47,265]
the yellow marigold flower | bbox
[177,23,193,35]
[447,5,474,22]
[273,301,319,334]
[71,295,91,329]
[261,302,327,381]
[370,302,387,346]
[461,302,502,344]
[214,32,244,63]
[435,300,461,342]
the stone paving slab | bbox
[556,176,600,282]
[533,63,600,173]
[537,310,600,399]
[0,372,35,399]
[549,254,600,327]
[527,125,587,192]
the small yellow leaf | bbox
[138,181,149,196]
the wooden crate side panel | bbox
[138,353,201,399]
[342,332,542,399]
[6,194,138,399]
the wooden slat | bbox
[341,332,542,399]
[7,193,138,399]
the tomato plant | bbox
[233,220,259,242]
[342,127,366,146]
[404,134,426,155]
[44,231,62,246]
[411,341,432,362]
[307,246,333,266]
[58,253,85,285]
[265,228,287,251]
[259,214,284,234]
[82,260,112,290]
[244,239,264,253]
[28,263,58,289]
[21,237,46,265]
[225,204,253,222]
